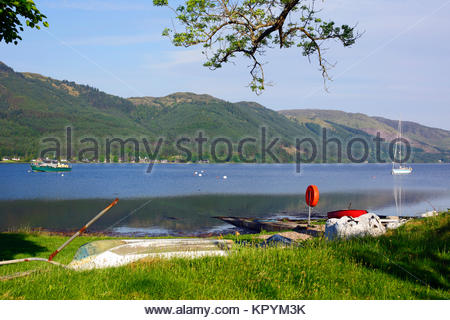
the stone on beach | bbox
[381,216,408,230]
[259,231,314,242]
[325,213,386,240]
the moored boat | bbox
[327,209,368,219]
[31,160,72,172]
[392,120,413,175]
[392,167,413,175]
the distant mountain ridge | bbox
[0,61,449,163]
[279,109,450,155]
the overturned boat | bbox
[0,199,233,274]
[68,238,233,270]
[327,209,368,219]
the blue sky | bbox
[1,0,449,129]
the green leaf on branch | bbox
[0,0,49,45]
[153,0,361,94]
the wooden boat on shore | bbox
[215,216,324,233]
[216,213,414,236]
[68,239,233,270]
[327,209,368,219]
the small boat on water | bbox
[31,160,72,172]
[327,209,368,219]
[392,167,413,175]
[392,120,413,175]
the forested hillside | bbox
[1,62,448,163]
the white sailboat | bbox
[392,120,413,175]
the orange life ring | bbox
[305,185,319,207]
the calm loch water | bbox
[0,163,449,235]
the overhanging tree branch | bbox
[154,0,360,94]
[0,0,48,45]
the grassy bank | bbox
[0,213,448,300]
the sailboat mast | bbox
[392,119,412,175]
[399,120,402,165]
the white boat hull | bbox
[392,167,413,175]
[68,239,233,270]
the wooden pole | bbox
[0,199,119,267]
[0,257,64,267]
[48,198,119,261]
[308,206,311,226]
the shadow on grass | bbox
[334,215,449,299]
[0,233,47,260]
[123,278,186,299]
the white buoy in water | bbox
[194,171,198,175]
[198,173,202,177]
[223,175,227,179]
[61,174,64,177]
[201,170,204,173]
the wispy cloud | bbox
[147,49,205,69]
[64,34,161,46]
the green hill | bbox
[128,93,311,142]
[0,61,448,163]
[0,62,314,162]
[0,62,150,158]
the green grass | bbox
[0,213,448,300]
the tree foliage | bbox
[0,0,48,45]
[153,0,360,94]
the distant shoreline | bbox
[0,161,448,165]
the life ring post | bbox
[305,185,319,226]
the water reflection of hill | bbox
[0,190,445,235]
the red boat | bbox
[327,209,368,219]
